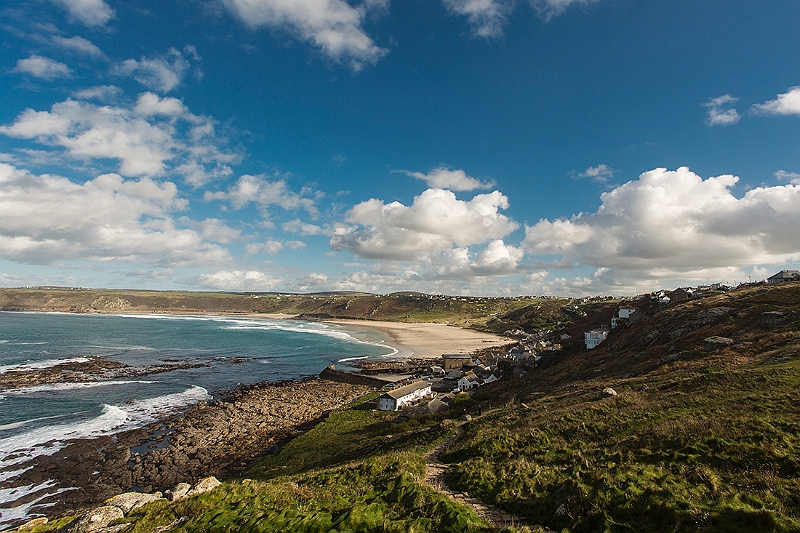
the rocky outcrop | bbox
[704,336,734,351]
[105,492,165,513]
[65,505,124,533]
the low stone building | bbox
[442,353,473,370]
[377,381,432,411]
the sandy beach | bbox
[325,319,511,359]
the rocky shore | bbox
[0,357,209,390]
[3,377,373,528]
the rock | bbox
[460,414,472,422]
[758,311,785,328]
[704,336,734,351]
[16,517,48,530]
[186,476,221,497]
[166,482,192,502]
[554,503,569,516]
[105,492,165,513]
[67,506,124,533]
[602,387,618,397]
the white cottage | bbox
[377,381,432,411]
[584,329,608,349]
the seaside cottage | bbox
[442,353,473,370]
[377,381,432,411]
[767,270,800,283]
[585,329,608,349]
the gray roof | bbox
[380,380,431,400]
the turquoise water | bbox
[0,311,400,525]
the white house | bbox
[458,371,482,391]
[377,381,432,411]
[767,270,800,284]
[585,329,608,349]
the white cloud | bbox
[205,174,319,215]
[282,218,330,236]
[703,94,740,126]
[195,270,283,290]
[245,239,306,255]
[12,55,72,80]
[73,85,122,101]
[422,240,526,280]
[221,0,387,70]
[530,0,600,21]
[0,93,236,184]
[577,164,614,182]
[52,35,105,58]
[330,188,518,260]
[0,163,230,267]
[403,166,494,191]
[443,0,512,39]
[178,217,242,243]
[522,167,800,275]
[752,86,800,116]
[775,170,800,185]
[115,48,199,93]
[50,0,114,27]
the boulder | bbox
[166,482,192,502]
[105,492,165,513]
[16,517,48,531]
[757,311,785,328]
[67,506,124,533]
[602,387,618,397]
[186,476,221,497]
[704,336,734,351]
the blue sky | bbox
[1,0,799,296]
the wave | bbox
[0,357,91,374]
[0,385,209,469]
[0,480,73,528]
[3,380,157,396]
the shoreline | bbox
[0,311,508,528]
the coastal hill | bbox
[8,281,800,532]
[0,287,588,333]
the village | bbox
[370,269,800,417]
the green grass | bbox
[440,358,800,532]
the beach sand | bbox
[325,319,511,359]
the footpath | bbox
[423,410,548,531]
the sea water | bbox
[0,311,403,526]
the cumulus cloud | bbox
[0,163,230,266]
[12,55,72,80]
[330,188,518,260]
[530,0,600,21]
[178,217,242,243]
[422,240,526,279]
[577,164,614,182]
[775,170,800,185]
[402,166,494,191]
[195,270,283,290]
[73,85,122,101]
[522,167,800,276]
[205,174,319,216]
[442,0,512,38]
[52,35,105,58]
[245,239,306,255]
[115,48,200,93]
[752,86,800,116]
[0,92,237,184]
[703,94,740,126]
[50,0,114,27]
[221,0,387,70]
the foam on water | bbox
[0,481,73,527]
[0,357,91,374]
[3,380,157,396]
[0,385,209,470]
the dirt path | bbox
[424,416,530,530]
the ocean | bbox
[0,311,402,526]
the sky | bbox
[1,0,799,297]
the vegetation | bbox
[16,282,800,532]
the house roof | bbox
[769,270,800,280]
[380,380,431,400]
[442,353,472,360]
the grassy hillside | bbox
[18,282,800,532]
[0,287,578,333]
